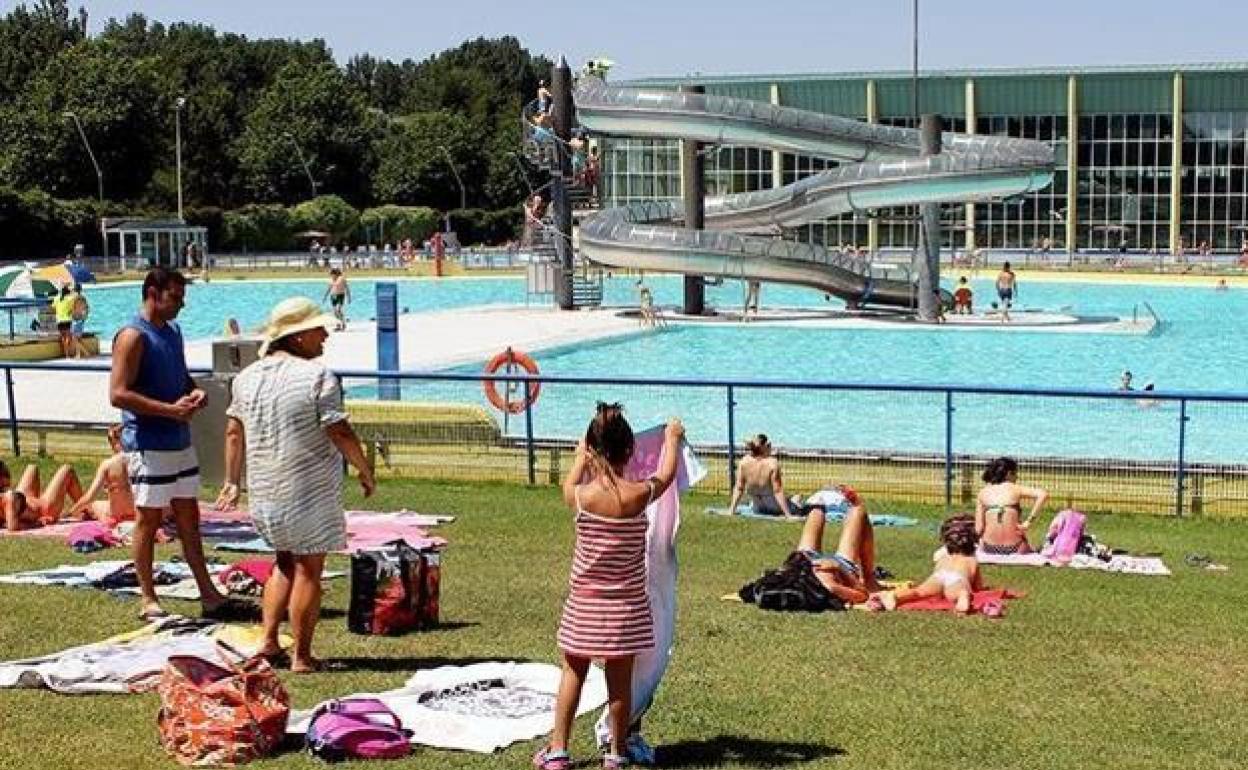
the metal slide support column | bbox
[1175,399,1189,517]
[866,80,880,255]
[1169,72,1184,257]
[917,114,943,320]
[1066,76,1079,258]
[726,385,737,492]
[551,57,576,310]
[680,84,706,316]
[964,79,977,254]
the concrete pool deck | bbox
[0,301,1154,424]
[0,304,643,423]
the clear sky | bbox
[77,0,1248,81]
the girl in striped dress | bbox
[535,404,684,770]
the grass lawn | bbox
[1,469,1246,769]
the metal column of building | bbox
[680,83,707,316]
[916,113,943,320]
[550,57,576,310]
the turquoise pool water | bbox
[85,275,1248,461]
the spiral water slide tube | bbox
[573,77,1055,310]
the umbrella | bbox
[35,262,96,286]
[0,266,57,298]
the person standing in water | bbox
[322,268,351,330]
[995,261,1017,323]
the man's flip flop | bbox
[138,607,173,623]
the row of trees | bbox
[0,1,551,257]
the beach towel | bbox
[892,588,1023,613]
[0,505,254,541]
[287,662,607,753]
[215,511,450,554]
[973,550,1171,575]
[0,617,279,694]
[706,506,918,527]
[587,425,704,752]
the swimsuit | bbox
[330,294,345,308]
[980,540,1027,556]
[984,503,1021,524]
[931,568,969,590]
[800,549,861,578]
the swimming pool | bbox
[114,273,1236,463]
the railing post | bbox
[944,390,955,508]
[4,366,18,456]
[726,385,736,493]
[524,378,536,486]
[1175,398,1189,517]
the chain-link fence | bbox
[3,363,1245,517]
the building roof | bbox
[101,218,206,233]
[623,61,1248,87]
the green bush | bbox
[448,206,521,246]
[359,205,439,246]
[289,195,359,245]
[0,186,108,260]
[222,204,294,251]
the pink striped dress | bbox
[557,486,655,658]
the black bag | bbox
[348,542,441,635]
[738,551,845,613]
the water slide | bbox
[571,77,1056,310]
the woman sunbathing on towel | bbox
[69,425,137,524]
[869,515,983,613]
[790,485,882,605]
[727,434,800,518]
[976,456,1049,555]
[2,463,86,531]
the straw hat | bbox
[258,296,338,356]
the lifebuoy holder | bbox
[483,347,541,414]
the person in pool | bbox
[727,434,799,518]
[975,457,1049,555]
[995,262,1017,323]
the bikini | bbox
[981,502,1027,554]
[931,568,969,590]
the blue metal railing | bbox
[3,360,1246,516]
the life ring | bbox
[483,347,541,414]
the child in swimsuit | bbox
[869,515,982,613]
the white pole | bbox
[175,97,186,222]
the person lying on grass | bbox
[2,462,86,531]
[789,485,884,605]
[868,515,983,613]
[68,425,138,525]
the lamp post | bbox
[912,0,920,124]
[283,132,318,199]
[175,96,186,221]
[438,144,467,212]
[63,110,107,258]
[63,111,103,204]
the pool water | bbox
[85,274,1248,461]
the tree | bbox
[0,0,87,103]
[235,61,377,204]
[359,205,438,246]
[2,39,163,201]
[372,111,480,210]
[290,195,360,245]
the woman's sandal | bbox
[533,747,571,770]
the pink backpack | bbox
[1041,509,1086,563]
[305,698,411,762]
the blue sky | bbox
[77,1,1248,80]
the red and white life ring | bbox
[483,347,541,414]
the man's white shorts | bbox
[126,447,200,508]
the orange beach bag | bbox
[156,644,290,767]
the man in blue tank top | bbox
[110,267,236,621]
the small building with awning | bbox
[101,218,208,270]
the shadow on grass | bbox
[330,654,526,673]
[658,735,844,768]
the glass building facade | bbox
[601,64,1248,253]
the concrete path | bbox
[0,305,642,423]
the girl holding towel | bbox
[535,404,683,770]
